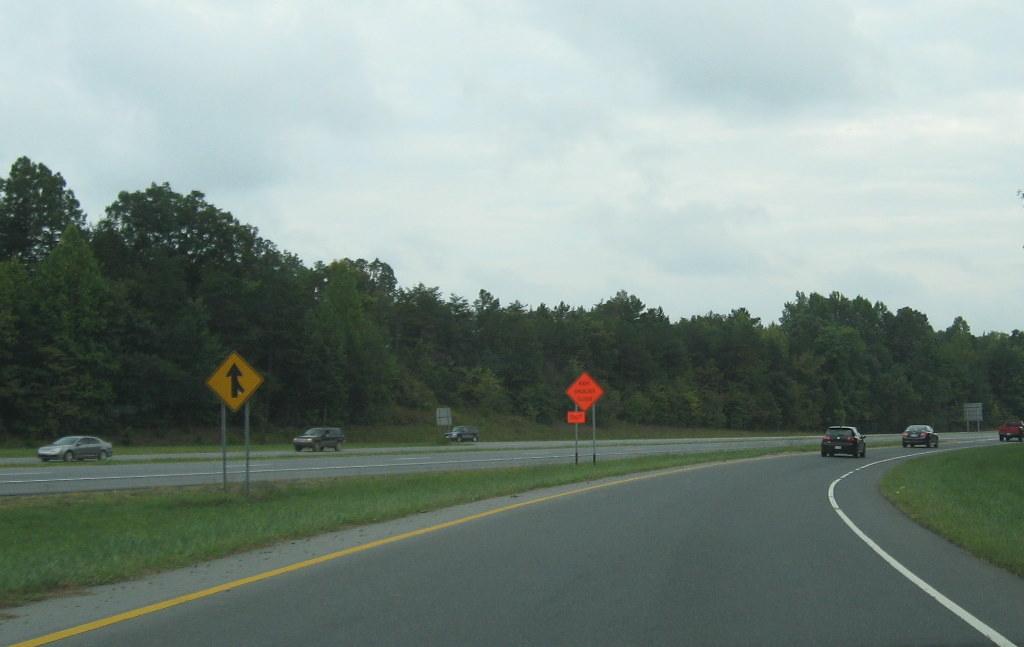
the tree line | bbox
[1,156,1022,442]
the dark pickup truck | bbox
[998,420,1024,442]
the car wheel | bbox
[335,442,342,452]
[295,446,302,452]
[472,436,477,442]
[456,436,462,442]
[63,451,74,462]
[821,449,828,457]
[40,457,49,462]
[98,450,108,460]
[861,447,866,457]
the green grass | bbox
[880,444,1024,578]
[0,445,803,609]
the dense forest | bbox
[1,156,1022,442]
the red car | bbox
[998,420,1024,442]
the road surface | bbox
[4,435,1020,647]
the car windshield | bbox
[52,437,78,446]
[906,426,928,432]
[301,431,324,437]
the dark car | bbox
[37,436,113,462]
[821,426,865,457]
[293,427,345,452]
[902,424,938,448]
[444,425,480,442]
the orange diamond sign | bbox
[566,372,605,411]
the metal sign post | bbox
[574,408,580,464]
[220,404,227,492]
[244,401,251,496]
[565,373,605,465]
[437,406,453,438]
[206,351,264,496]
[964,402,983,433]
[567,410,585,464]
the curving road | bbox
[4,435,1021,646]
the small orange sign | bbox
[567,411,586,424]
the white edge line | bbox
[828,452,1017,647]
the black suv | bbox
[821,426,865,457]
[444,425,480,442]
[293,427,345,452]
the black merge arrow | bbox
[227,363,245,398]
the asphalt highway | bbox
[4,435,1021,647]
[0,436,827,496]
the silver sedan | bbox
[37,436,114,462]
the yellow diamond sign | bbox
[206,351,263,412]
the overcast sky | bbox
[2,1,1022,333]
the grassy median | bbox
[880,443,1024,578]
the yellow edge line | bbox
[8,464,708,647]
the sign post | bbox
[567,410,586,463]
[437,406,452,437]
[206,351,264,494]
[566,372,605,465]
[963,402,983,433]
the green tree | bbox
[20,226,118,437]
[471,292,544,415]
[0,259,29,436]
[302,260,398,424]
[391,284,473,406]
[814,325,875,428]
[0,157,86,264]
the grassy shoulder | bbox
[0,445,804,609]
[880,444,1024,578]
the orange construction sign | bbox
[565,372,605,411]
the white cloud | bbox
[1,0,1022,333]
